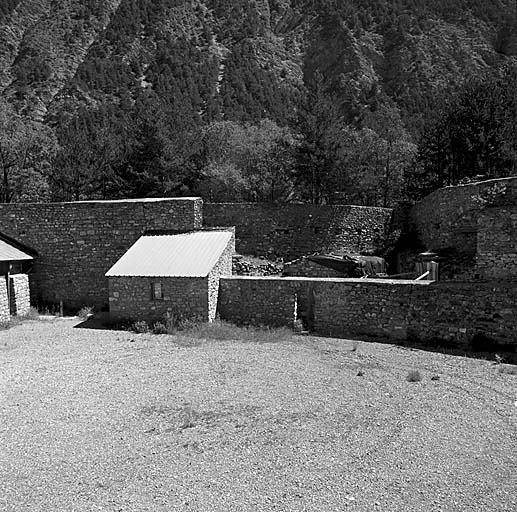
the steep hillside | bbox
[0,0,514,127]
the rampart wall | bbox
[204,203,392,259]
[0,198,203,309]
[218,277,517,348]
[411,177,517,253]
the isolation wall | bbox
[218,277,517,348]
[204,203,392,259]
[0,198,203,309]
[411,177,517,253]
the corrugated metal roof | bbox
[105,231,233,278]
[0,239,34,262]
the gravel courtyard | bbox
[1,318,516,512]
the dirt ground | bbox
[1,318,516,512]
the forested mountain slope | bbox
[0,0,515,204]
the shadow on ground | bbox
[73,312,129,331]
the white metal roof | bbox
[0,239,34,262]
[105,231,233,278]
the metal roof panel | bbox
[0,239,34,262]
[105,231,233,277]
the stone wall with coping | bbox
[0,198,203,310]
[204,203,392,259]
[0,278,9,322]
[476,206,517,280]
[410,177,517,253]
[218,277,517,348]
[9,273,31,316]
[108,276,208,323]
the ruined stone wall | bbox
[282,257,345,278]
[0,198,203,310]
[204,203,392,259]
[411,177,517,253]
[218,277,517,348]
[9,273,31,316]
[208,237,234,321]
[0,278,9,322]
[476,207,517,280]
[108,276,208,323]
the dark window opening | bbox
[151,282,163,300]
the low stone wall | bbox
[218,277,299,327]
[218,277,517,348]
[0,278,9,322]
[408,281,517,347]
[476,206,517,280]
[204,203,392,259]
[9,274,31,316]
[108,276,208,323]
[313,279,430,340]
[0,198,203,310]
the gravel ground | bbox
[1,318,516,512]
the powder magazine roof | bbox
[0,239,34,262]
[105,231,233,278]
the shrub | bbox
[132,320,150,333]
[20,307,39,320]
[77,305,93,320]
[406,370,423,382]
[152,321,168,334]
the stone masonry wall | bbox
[0,198,203,310]
[108,276,208,323]
[218,277,299,327]
[313,279,430,340]
[476,207,517,280]
[0,278,9,322]
[204,203,392,259]
[411,177,517,253]
[208,237,234,322]
[9,273,31,316]
[218,277,517,348]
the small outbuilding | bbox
[106,230,234,323]
[0,235,35,321]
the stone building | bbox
[0,236,35,321]
[106,230,234,323]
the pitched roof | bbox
[0,239,34,262]
[105,231,233,278]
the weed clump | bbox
[406,370,423,382]
[132,320,150,333]
[77,305,93,320]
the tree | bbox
[416,63,517,199]
[0,99,57,203]
[51,107,125,201]
[196,119,297,202]
[295,81,350,203]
